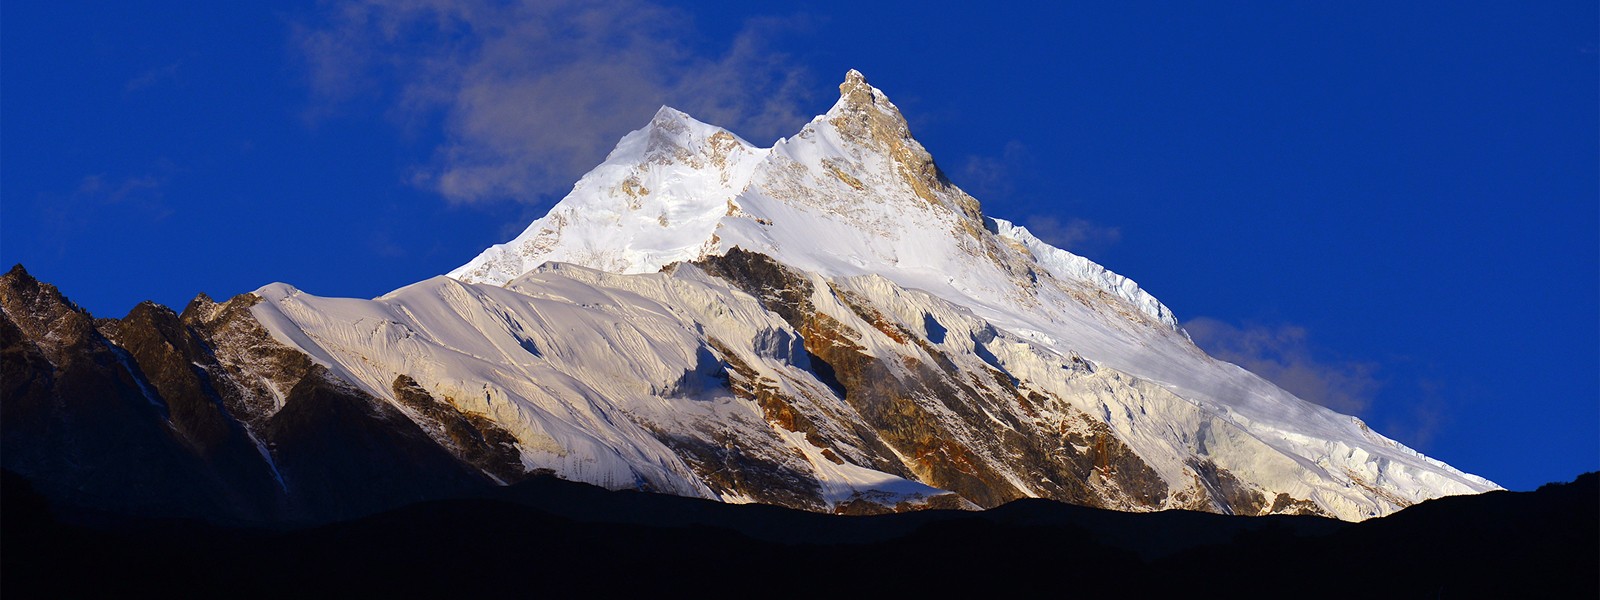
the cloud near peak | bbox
[1183,317,1380,416]
[297,0,813,205]
[1022,216,1123,256]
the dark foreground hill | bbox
[5,469,1593,596]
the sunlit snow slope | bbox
[259,71,1496,520]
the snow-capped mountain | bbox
[0,71,1496,523]
[252,71,1495,519]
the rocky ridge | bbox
[0,265,495,522]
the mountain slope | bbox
[254,71,1494,520]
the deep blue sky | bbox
[4,1,1595,491]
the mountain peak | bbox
[812,69,976,226]
[838,68,874,100]
[830,69,906,129]
[837,69,879,98]
[5,263,35,287]
[650,105,694,126]
[643,105,711,147]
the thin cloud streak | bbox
[1382,379,1449,451]
[296,0,813,205]
[36,173,173,257]
[958,140,1031,201]
[1022,216,1122,255]
[74,174,167,207]
[955,142,1122,257]
[1184,317,1380,416]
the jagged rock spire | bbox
[829,69,911,140]
[838,69,894,112]
[824,70,976,221]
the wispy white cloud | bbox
[37,172,173,255]
[955,142,1122,257]
[1381,379,1448,450]
[1184,317,1380,415]
[958,140,1030,201]
[73,174,168,208]
[296,0,813,205]
[1022,215,1123,255]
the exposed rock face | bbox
[1,266,245,519]
[697,249,1178,512]
[0,265,498,523]
[100,300,286,518]
[390,374,526,485]
[257,366,487,520]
